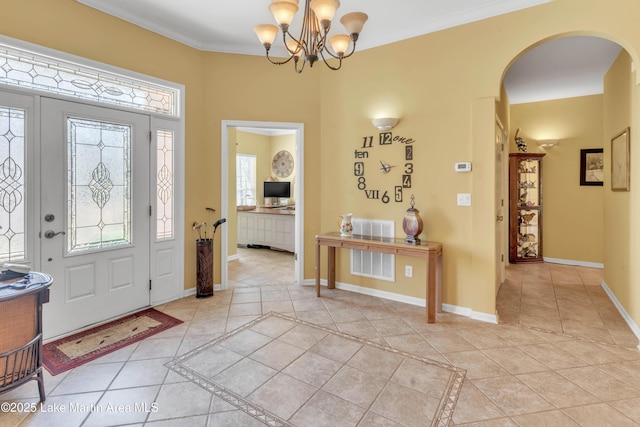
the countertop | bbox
[237,206,295,215]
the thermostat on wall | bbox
[455,162,472,172]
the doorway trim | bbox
[220,120,305,288]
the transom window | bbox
[0,41,178,116]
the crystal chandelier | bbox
[254,0,368,73]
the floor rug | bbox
[43,308,183,375]
[166,312,466,427]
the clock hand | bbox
[379,161,390,173]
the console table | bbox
[315,232,443,323]
[0,272,53,402]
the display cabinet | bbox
[509,153,545,263]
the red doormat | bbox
[42,308,183,375]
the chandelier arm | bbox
[316,26,330,52]
[340,39,358,59]
[265,49,295,66]
[281,30,305,57]
[319,49,343,71]
[294,57,305,74]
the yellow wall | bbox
[511,96,605,264]
[604,50,637,319]
[235,131,296,203]
[4,0,640,325]
[202,52,320,288]
[316,0,640,320]
[237,131,273,203]
[271,134,297,204]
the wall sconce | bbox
[536,139,559,148]
[372,117,398,131]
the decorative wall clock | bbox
[353,132,415,204]
[272,150,294,178]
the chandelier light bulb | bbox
[341,12,368,36]
[329,34,351,55]
[269,1,299,27]
[310,0,340,24]
[254,24,279,47]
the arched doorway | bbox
[496,35,640,348]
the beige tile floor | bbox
[3,248,640,426]
[497,261,639,349]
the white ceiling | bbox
[504,36,622,104]
[77,0,623,104]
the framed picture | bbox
[580,148,604,186]
[611,127,630,191]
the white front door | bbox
[40,98,150,339]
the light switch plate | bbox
[457,193,471,206]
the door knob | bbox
[44,230,66,239]
[496,215,504,221]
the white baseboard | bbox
[305,279,498,324]
[601,280,640,351]
[227,254,239,262]
[543,257,604,269]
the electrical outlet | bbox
[405,265,413,278]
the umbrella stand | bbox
[196,238,213,298]
[195,217,226,298]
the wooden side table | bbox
[315,233,443,323]
[0,272,53,402]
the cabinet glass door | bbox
[517,158,540,260]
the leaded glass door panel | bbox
[0,92,35,265]
[41,98,150,339]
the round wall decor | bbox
[272,150,294,178]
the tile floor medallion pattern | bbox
[165,312,466,427]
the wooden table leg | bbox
[316,238,321,297]
[426,251,437,323]
[327,246,336,289]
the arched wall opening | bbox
[495,32,640,345]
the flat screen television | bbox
[264,181,291,198]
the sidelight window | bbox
[0,106,26,261]
[156,129,174,239]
